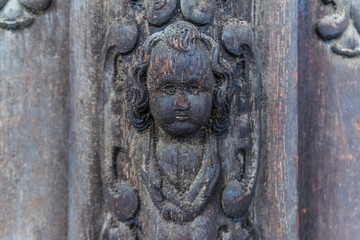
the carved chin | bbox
[160,121,200,138]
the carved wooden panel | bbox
[101,0,262,239]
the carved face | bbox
[147,43,215,137]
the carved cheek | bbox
[149,93,176,123]
[188,93,212,119]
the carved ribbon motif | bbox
[316,0,360,57]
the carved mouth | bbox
[175,115,189,121]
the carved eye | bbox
[187,84,202,94]
[161,85,177,95]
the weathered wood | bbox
[254,0,299,239]
[99,0,263,238]
[5,0,360,239]
[298,0,360,239]
[0,1,70,239]
[67,0,105,239]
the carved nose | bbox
[173,93,190,111]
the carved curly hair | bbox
[131,21,234,135]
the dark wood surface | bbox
[1,0,360,239]
[298,0,360,239]
[254,0,299,239]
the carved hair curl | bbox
[131,21,233,135]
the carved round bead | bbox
[106,18,138,54]
[19,0,52,11]
[222,19,254,56]
[221,180,252,218]
[180,0,212,25]
[148,0,177,26]
[107,181,139,221]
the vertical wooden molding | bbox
[255,0,299,239]
[299,0,360,239]
[68,0,105,239]
[0,1,70,239]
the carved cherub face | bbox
[147,43,215,137]
[132,21,233,135]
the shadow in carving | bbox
[316,0,360,57]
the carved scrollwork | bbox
[102,1,262,238]
[180,0,213,25]
[0,0,52,30]
[101,16,140,240]
[147,0,177,26]
[316,0,360,57]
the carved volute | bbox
[101,1,262,239]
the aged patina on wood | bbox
[5,0,360,239]
[100,1,262,238]
[299,0,360,239]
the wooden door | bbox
[0,0,359,239]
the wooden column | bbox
[298,0,360,239]
[255,0,299,239]
[68,0,105,239]
[0,1,70,239]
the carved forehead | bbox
[148,42,211,77]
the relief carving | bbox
[101,1,262,239]
[0,0,52,30]
[316,0,360,57]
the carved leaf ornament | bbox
[0,0,51,30]
[316,0,360,57]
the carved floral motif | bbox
[0,0,52,30]
[316,0,360,57]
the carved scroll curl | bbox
[315,0,360,57]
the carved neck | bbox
[155,126,205,146]
[154,126,205,192]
